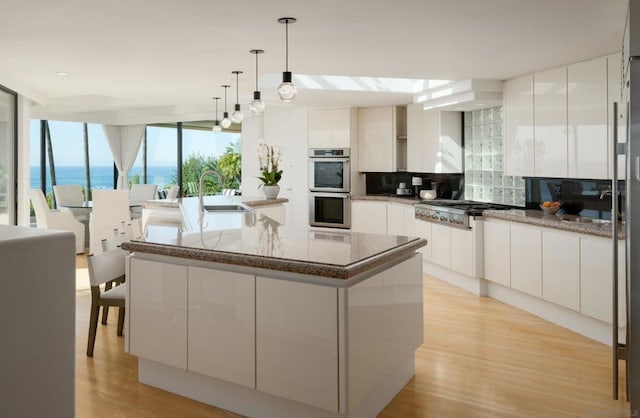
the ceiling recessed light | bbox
[56,71,68,76]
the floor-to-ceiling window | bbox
[131,122,241,197]
[0,86,17,225]
[29,120,113,206]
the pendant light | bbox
[231,70,244,123]
[249,49,265,114]
[221,85,232,129]
[212,96,222,133]
[277,17,297,102]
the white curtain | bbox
[102,124,145,189]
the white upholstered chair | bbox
[129,184,158,205]
[30,189,85,254]
[54,184,90,224]
[86,247,126,356]
[89,189,131,254]
[129,184,158,220]
[166,185,180,199]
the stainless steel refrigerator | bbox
[623,0,640,411]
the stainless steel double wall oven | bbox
[308,148,351,228]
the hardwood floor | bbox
[75,270,630,417]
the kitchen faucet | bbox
[199,170,223,213]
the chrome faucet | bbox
[199,170,223,213]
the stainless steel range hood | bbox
[414,79,503,111]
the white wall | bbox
[242,109,309,230]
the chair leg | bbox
[87,303,100,357]
[117,307,125,337]
[101,282,112,325]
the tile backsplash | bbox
[464,106,525,206]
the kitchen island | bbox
[121,196,426,418]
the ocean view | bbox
[31,166,177,194]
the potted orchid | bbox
[256,139,283,199]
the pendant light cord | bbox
[223,86,228,111]
[285,21,289,72]
[235,72,239,103]
[255,53,259,90]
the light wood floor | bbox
[75,264,630,417]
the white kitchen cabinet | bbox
[387,202,415,236]
[351,200,387,234]
[431,223,451,269]
[608,52,626,180]
[534,66,568,177]
[415,218,432,262]
[308,108,357,149]
[542,230,580,311]
[406,103,423,173]
[424,110,462,173]
[510,224,542,297]
[256,276,338,412]
[450,227,473,276]
[406,103,462,173]
[580,237,626,324]
[358,106,406,172]
[129,258,188,369]
[483,220,510,287]
[568,56,608,179]
[188,267,255,388]
[504,74,535,176]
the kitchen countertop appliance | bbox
[414,200,514,229]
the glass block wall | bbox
[464,106,525,206]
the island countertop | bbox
[122,196,426,280]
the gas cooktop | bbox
[415,200,516,228]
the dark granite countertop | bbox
[483,209,625,239]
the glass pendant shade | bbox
[231,104,244,123]
[278,71,297,102]
[250,91,265,114]
[221,112,232,128]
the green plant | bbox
[217,140,242,189]
[256,140,282,187]
[172,153,221,196]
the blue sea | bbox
[31,166,177,194]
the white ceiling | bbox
[0,0,629,124]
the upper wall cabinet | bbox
[308,108,358,149]
[504,54,617,179]
[503,74,534,177]
[407,103,462,173]
[567,56,608,179]
[607,52,626,180]
[534,67,568,177]
[358,106,406,172]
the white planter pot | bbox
[262,185,280,199]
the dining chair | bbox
[89,189,131,254]
[166,185,180,199]
[86,247,127,356]
[130,184,158,205]
[30,189,86,254]
[53,184,88,222]
[130,184,158,220]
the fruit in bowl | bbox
[540,201,560,215]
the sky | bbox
[29,120,239,167]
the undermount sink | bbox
[204,204,252,213]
